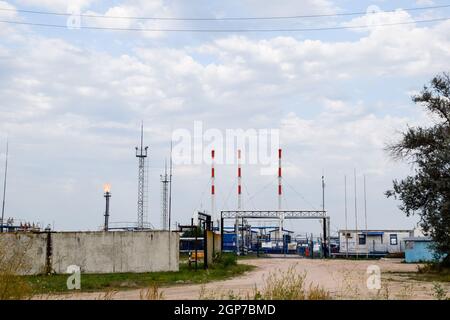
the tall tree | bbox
[386,72,450,266]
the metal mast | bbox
[211,149,215,224]
[160,160,170,230]
[135,122,148,230]
[103,184,111,231]
[344,175,349,258]
[278,149,283,236]
[354,168,359,258]
[1,138,8,233]
[236,149,242,254]
[364,174,368,258]
[168,140,173,231]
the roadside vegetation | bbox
[385,72,450,268]
[199,265,331,300]
[25,253,253,295]
[393,263,450,283]
[0,238,33,300]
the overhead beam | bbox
[221,210,327,219]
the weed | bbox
[140,285,164,300]
[0,236,33,300]
[254,265,331,300]
[432,283,448,300]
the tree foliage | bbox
[386,72,450,266]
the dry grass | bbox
[95,289,117,300]
[139,285,165,300]
[197,265,331,300]
[255,265,330,300]
[0,237,33,300]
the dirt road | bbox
[44,258,448,300]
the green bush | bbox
[213,253,237,268]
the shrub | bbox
[0,236,33,300]
[254,265,331,300]
[213,253,237,268]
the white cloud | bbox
[15,0,96,11]
[1,7,447,229]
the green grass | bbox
[24,262,254,295]
[387,264,450,283]
[236,253,269,260]
[405,271,450,282]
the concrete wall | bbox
[0,231,179,275]
[0,232,48,275]
[206,231,214,265]
[213,233,221,255]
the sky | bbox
[0,0,449,234]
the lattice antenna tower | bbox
[160,160,170,230]
[135,122,149,229]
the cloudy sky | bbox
[0,0,449,234]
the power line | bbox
[0,17,448,32]
[0,4,448,21]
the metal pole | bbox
[364,174,368,259]
[236,149,241,255]
[220,214,224,252]
[1,139,9,233]
[323,217,327,258]
[211,149,216,227]
[322,174,326,257]
[344,175,349,258]
[195,223,198,271]
[278,149,283,241]
[327,217,331,258]
[354,168,359,259]
[168,140,173,231]
[104,191,111,231]
[203,220,208,269]
[322,173,325,212]
[241,218,244,255]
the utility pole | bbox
[322,173,325,212]
[168,140,173,231]
[321,173,326,257]
[354,168,359,259]
[1,138,9,233]
[344,175,349,258]
[364,174,368,259]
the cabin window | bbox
[390,234,398,245]
[358,234,366,245]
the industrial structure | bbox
[198,148,334,257]
[103,183,111,231]
[0,138,8,233]
[160,161,170,230]
[338,229,413,257]
[135,122,149,230]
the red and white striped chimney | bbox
[237,149,242,209]
[211,149,215,222]
[278,148,282,210]
[278,148,283,236]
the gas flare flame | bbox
[103,183,111,193]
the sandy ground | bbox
[40,257,449,300]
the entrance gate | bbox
[220,210,331,257]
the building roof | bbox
[339,229,412,233]
[404,237,432,242]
